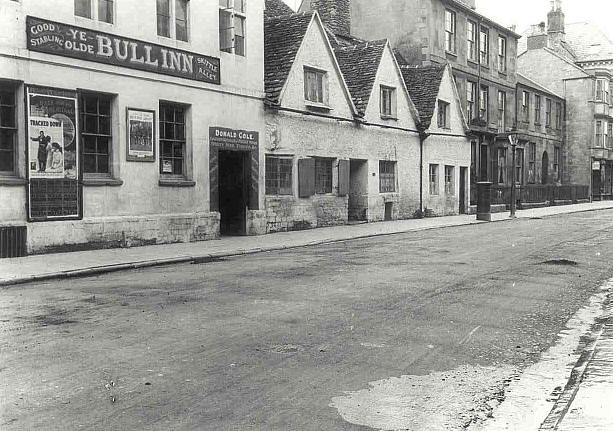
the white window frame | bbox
[596,120,603,147]
[219,0,247,56]
[304,67,327,106]
[158,0,190,42]
[445,9,456,53]
[444,165,455,195]
[467,20,477,62]
[497,90,506,131]
[429,164,439,195]
[74,0,115,24]
[438,100,450,129]
[380,86,397,119]
[498,36,507,73]
[466,81,476,122]
[479,27,489,65]
[479,86,488,122]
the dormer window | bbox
[438,100,450,128]
[220,0,247,56]
[304,68,327,105]
[380,86,397,119]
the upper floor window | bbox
[75,0,114,24]
[380,86,397,118]
[596,120,603,147]
[521,91,529,121]
[498,36,507,73]
[438,100,450,128]
[304,68,327,105]
[535,95,541,124]
[479,86,488,121]
[608,123,613,148]
[545,98,552,127]
[479,27,489,65]
[596,79,609,102]
[555,102,562,130]
[220,0,247,56]
[467,21,477,62]
[157,0,189,42]
[466,81,476,122]
[445,9,456,53]
[0,86,16,175]
[497,90,506,130]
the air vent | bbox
[0,226,27,258]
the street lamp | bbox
[508,133,518,218]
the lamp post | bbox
[508,134,518,218]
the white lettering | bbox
[160,48,169,69]
[144,45,159,67]
[129,42,145,64]
[96,35,113,57]
[181,53,193,74]
[114,39,129,61]
[68,29,79,40]
[168,51,182,71]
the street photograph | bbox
[2,0,613,429]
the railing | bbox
[472,184,591,208]
[491,186,511,206]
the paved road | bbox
[2,211,613,430]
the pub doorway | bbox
[218,150,248,235]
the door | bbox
[219,150,247,235]
[459,167,467,214]
[348,159,368,221]
[479,144,488,181]
[541,151,549,184]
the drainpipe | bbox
[419,130,430,213]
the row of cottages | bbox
[262,9,470,232]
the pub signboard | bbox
[26,16,221,85]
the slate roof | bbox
[399,65,445,130]
[565,22,613,62]
[264,13,313,105]
[334,40,387,116]
[517,73,564,100]
[264,0,295,19]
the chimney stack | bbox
[306,0,351,36]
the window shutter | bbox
[298,158,315,198]
[338,159,350,196]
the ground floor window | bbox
[266,155,293,195]
[497,148,507,184]
[515,148,524,184]
[445,165,455,195]
[379,160,396,193]
[528,142,536,184]
[554,146,560,181]
[315,157,333,194]
[159,102,186,176]
[81,92,112,175]
[429,164,439,195]
[0,87,16,174]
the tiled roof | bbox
[264,13,313,105]
[565,22,613,62]
[334,40,387,116]
[264,0,295,19]
[399,65,445,130]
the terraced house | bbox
[0,0,266,255]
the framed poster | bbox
[26,85,81,222]
[126,108,155,162]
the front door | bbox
[542,151,549,184]
[459,167,467,214]
[348,159,368,221]
[219,150,247,235]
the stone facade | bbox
[0,0,267,254]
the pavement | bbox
[2,200,613,288]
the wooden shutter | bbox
[338,159,350,196]
[298,158,315,198]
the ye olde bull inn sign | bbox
[26,16,221,84]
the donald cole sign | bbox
[26,16,221,85]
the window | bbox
[379,161,397,193]
[158,0,189,41]
[479,86,488,122]
[534,95,541,124]
[555,102,562,130]
[445,165,455,195]
[81,93,112,175]
[0,87,16,174]
[596,120,603,147]
[75,0,113,23]
[445,9,456,53]
[380,86,396,118]
[479,27,489,65]
[515,148,524,184]
[497,147,506,184]
[554,146,560,181]
[438,100,450,128]
[304,68,326,104]
[498,36,507,73]
[605,122,609,148]
[521,91,530,121]
[467,21,477,62]
[466,81,476,122]
[470,141,477,180]
[315,158,333,194]
[266,156,293,195]
[596,79,609,102]
[545,98,552,127]
[608,122,613,148]
[528,142,536,183]
[429,164,439,195]
[159,102,186,176]
[497,90,506,131]
[220,0,247,56]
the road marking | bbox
[459,326,482,346]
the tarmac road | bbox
[2,210,613,430]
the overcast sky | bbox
[281,0,613,40]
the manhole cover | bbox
[542,259,578,266]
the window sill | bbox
[305,101,332,112]
[82,177,124,187]
[159,178,196,187]
[380,115,398,121]
[0,176,26,186]
[467,59,479,67]
[445,50,458,58]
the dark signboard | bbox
[26,16,221,85]
[209,127,259,151]
[27,86,81,221]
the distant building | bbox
[518,1,611,199]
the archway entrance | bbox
[541,151,549,184]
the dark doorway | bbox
[219,150,247,236]
[384,202,393,221]
[593,168,602,200]
[459,167,467,214]
[541,151,549,184]
[348,159,368,221]
[479,144,488,181]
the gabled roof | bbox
[264,0,295,19]
[334,40,387,116]
[264,13,313,105]
[517,72,564,100]
[399,65,445,130]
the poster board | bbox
[27,86,81,221]
[126,108,155,162]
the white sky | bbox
[281,0,613,40]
